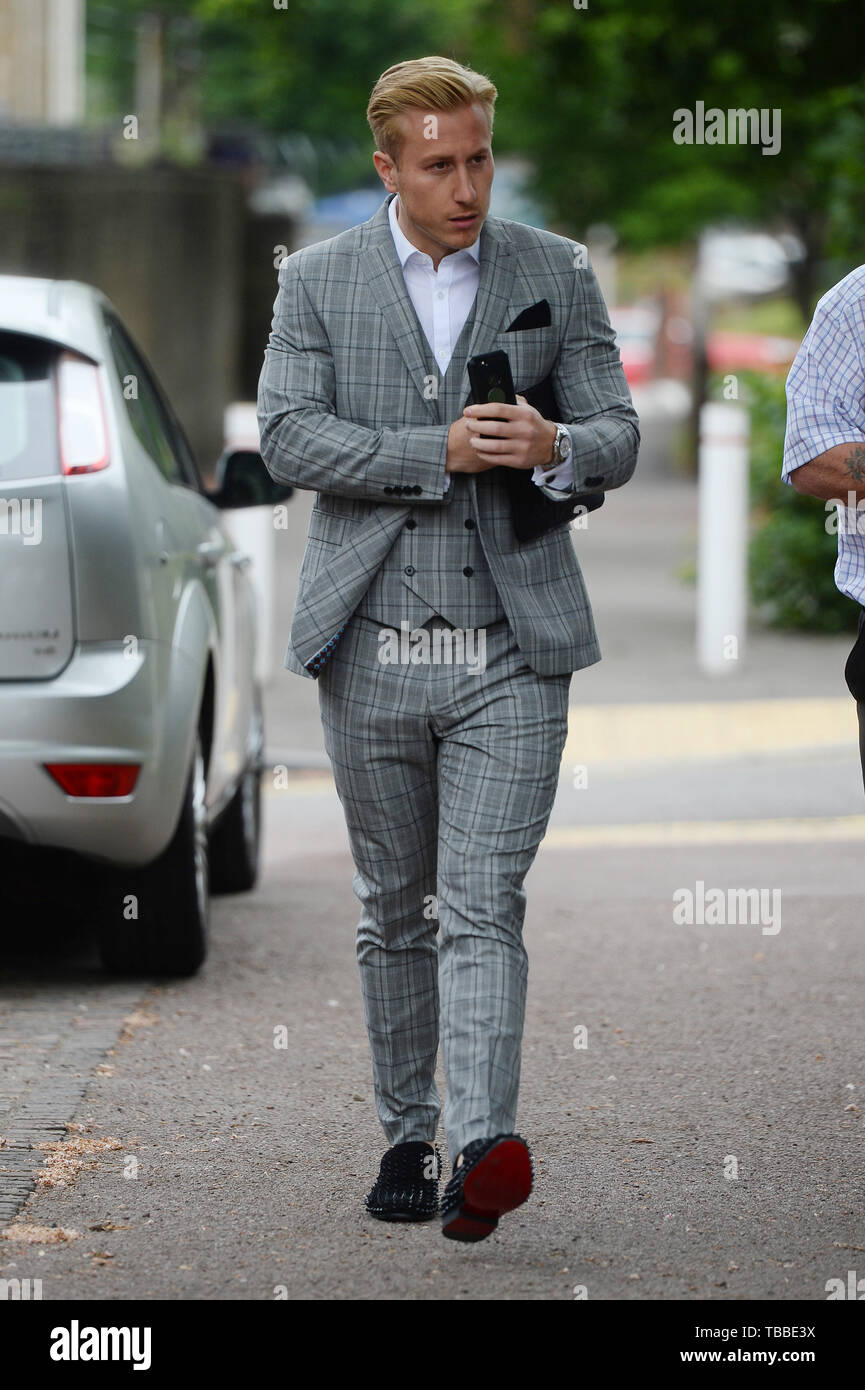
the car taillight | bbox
[44,763,140,797]
[57,351,110,474]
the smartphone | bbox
[467,350,516,437]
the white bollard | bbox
[697,402,750,675]
[222,506,274,687]
[221,402,275,687]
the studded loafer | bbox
[440,1133,533,1242]
[364,1140,442,1222]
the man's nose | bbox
[454,167,476,203]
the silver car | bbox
[0,275,291,975]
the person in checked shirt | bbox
[782,263,865,785]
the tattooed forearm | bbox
[845,445,865,484]
[791,442,865,501]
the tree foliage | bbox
[88,0,865,308]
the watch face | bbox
[558,429,571,460]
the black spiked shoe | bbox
[440,1133,533,1242]
[364,1140,442,1222]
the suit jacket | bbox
[256,193,640,678]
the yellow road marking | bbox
[262,698,862,854]
[543,815,865,849]
[263,775,333,796]
[562,697,855,766]
[267,696,856,789]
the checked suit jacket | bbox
[256,192,640,678]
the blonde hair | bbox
[367,56,497,163]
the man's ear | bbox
[373,150,397,193]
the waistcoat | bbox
[355,295,507,631]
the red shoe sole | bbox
[441,1138,533,1242]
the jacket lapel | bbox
[357,195,437,415]
[357,193,517,414]
[460,218,516,401]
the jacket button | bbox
[464,518,476,529]
[463,566,473,577]
[405,519,417,530]
[412,485,422,494]
[405,565,415,576]
[384,486,394,495]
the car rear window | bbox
[0,331,60,480]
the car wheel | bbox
[209,693,263,895]
[96,729,209,976]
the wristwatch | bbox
[550,423,572,466]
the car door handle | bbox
[228,551,251,571]
[195,540,223,569]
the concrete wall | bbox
[0,162,253,472]
[240,212,298,403]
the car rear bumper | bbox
[0,639,202,867]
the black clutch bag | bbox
[465,368,605,543]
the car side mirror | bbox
[209,448,294,509]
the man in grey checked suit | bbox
[257,56,639,1241]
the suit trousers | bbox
[316,611,572,1161]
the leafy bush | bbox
[708,370,859,633]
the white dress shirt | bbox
[387,194,574,493]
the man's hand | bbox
[446,414,498,474]
[446,395,557,474]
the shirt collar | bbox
[388,193,480,267]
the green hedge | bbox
[708,370,859,634]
